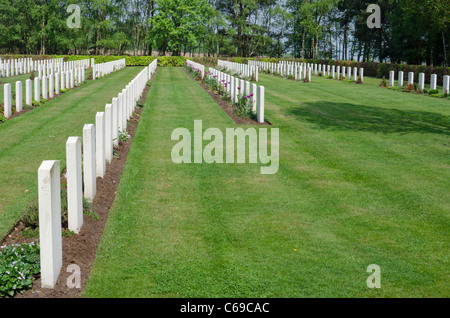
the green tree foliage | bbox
[0,0,447,66]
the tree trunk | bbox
[443,31,448,67]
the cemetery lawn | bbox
[0,66,144,240]
[83,68,449,298]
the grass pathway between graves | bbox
[0,66,144,240]
[84,67,449,297]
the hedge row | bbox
[0,54,186,67]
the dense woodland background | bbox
[0,0,449,66]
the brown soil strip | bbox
[1,75,153,298]
[183,67,270,126]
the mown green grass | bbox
[83,68,449,298]
[0,66,144,239]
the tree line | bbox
[0,0,448,66]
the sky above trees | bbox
[0,0,448,66]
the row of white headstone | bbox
[207,67,265,123]
[34,59,90,80]
[92,58,126,80]
[37,59,157,289]
[248,60,364,82]
[389,70,450,93]
[186,59,205,79]
[217,59,259,82]
[3,67,86,119]
[0,57,91,80]
[0,57,78,78]
[0,57,40,77]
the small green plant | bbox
[356,75,363,84]
[19,187,97,233]
[0,241,40,297]
[403,83,416,92]
[32,100,40,107]
[303,72,310,83]
[20,199,39,228]
[118,130,131,143]
[234,93,255,119]
[83,198,98,221]
[62,229,75,237]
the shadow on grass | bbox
[288,101,450,135]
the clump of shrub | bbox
[0,241,40,297]
[356,75,363,84]
[157,56,185,67]
[19,187,97,234]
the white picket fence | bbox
[37,60,157,289]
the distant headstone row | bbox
[91,58,126,80]
[389,70,450,94]
[248,60,364,83]
[38,59,157,289]
[217,59,259,82]
[0,57,91,80]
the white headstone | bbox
[42,76,48,100]
[4,83,12,118]
[34,77,40,103]
[95,112,106,178]
[112,97,119,147]
[398,71,404,87]
[105,104,113,163]
[66,137,83,234]
[49,74,54,99]
[389,70,395,87]
[418,73,425,91]
[38,160,62,289]
[430,74,437,90]
[251,83,257,113]
[257,86,265,123]
[443,75,450,94]
[26,79,32,106]
[15,81,22,113]
[408,72,414,85]
[83,124,96,202]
